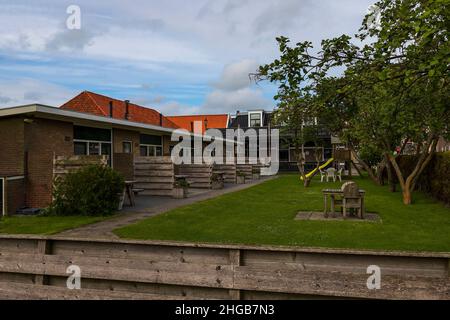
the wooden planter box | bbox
[173,187,187,199]
[236,175,246,184]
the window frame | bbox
[122,140,133,154]
[248,111,263,127]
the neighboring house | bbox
[166,114,229,134]
[0,103,182,215]
[227,110,333,171]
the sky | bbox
[0,0,374,115]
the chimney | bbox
[204,118,208,130]
[159,113,163,126]
[124,100,130,120]
[109,101,113,118]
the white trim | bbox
[0,177,4,216]
[6,176,25,181]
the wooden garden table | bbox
[322,188,365,218]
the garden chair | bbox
[341,181,363,218]
[326,168,337,182]
[336,168,343,182]
[319,168,327,182]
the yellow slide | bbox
[300,158,334,180]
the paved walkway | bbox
[56,176,276,239]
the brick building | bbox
[0,103,181,215]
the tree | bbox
[256,38,319,186]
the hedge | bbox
[397,152,450,205]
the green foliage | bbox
[174,178,190,189]
[47,165,125,216]
[358,144,383,168]
[256,0,449,201]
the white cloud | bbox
[0,79,75,108]
[204,87,271,113]
[213,59,259,91]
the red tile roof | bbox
[60,91,179,129]
[166,114,229,134]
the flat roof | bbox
[0,104,241,144]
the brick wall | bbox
[113,128,140,157]
[5,178,25,215]
[163,135,176,156]
[24,118,74,208]
[112,153,134,180]
[0,117,25,176]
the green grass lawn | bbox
[114,174,450,252]
[0,215,107,235]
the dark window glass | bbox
[140,134,162,145]
[89,142,100,155]
[74,126,111,142]
[74,142,87,155]
[156,146,163,156]
[279,150,289,162]
[140,146,147,157]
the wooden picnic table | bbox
[322,188,366,218]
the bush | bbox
[47,165,125,216]
[397,152,450,205]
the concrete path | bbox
[56,176,277,239]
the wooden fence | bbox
[177,163,214,189]
[0,235,448,300]
[134,157,174,196]
[53,155,108,180]
[213,163,237,184]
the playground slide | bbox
[300,158,334,180]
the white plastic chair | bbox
[319,168,326,182]
[326,168,337,182]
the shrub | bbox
[47,165,125,216]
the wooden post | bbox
[35,239,52,285]
[229,249,241,300]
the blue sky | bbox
[0,0,374,115]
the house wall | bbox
[5,178,25,215]
[163,135,175,156]
[0,117,25,176]
[112,128,140,157]
[24,118,74,208]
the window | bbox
[123,141,132,154]
[73,126,112,166]
[139,134,163,157]
[140,145,163,157]
[249,112,262,127]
